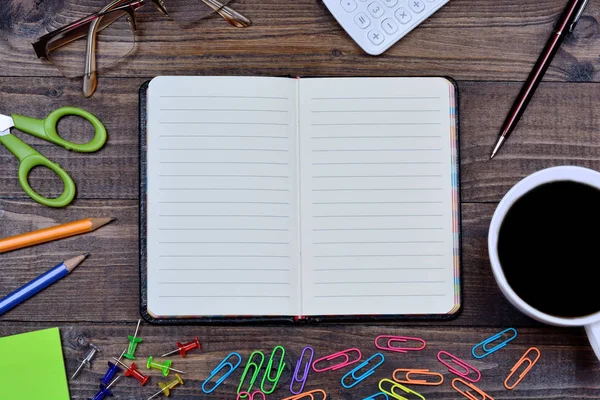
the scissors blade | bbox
[0,114,14,135]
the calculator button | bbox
[367,29,385,45]
[382,0,398,7]
[381,18,398,34]
[340,0,358,12]
[367,2,385,18]
[395,7,412,24]
[354,12,371,29]
[408,0,425,13]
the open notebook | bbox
[140,76,460,323]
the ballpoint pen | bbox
[490,0,589,159]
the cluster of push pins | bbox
[71,320,200,400]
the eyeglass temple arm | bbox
[201,0,251,28]
[83,0,128,97]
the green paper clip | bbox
[261,346,286,394]
[237,351,265,397]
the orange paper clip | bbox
[504,347,541,390]
[375,335,426,353]
[393,368,444,386]
[437,351,481,383]
[311,348,362,372]
[452,378,494,400]
[379,378,425,400]
[282,389,327,400]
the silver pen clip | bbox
[569,0,589,32]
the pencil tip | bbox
[83,253,90,258]
[109,217,116,222]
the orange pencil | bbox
[0,218,114,254]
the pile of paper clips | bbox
[72,324,540,399]
[206,327,539,400]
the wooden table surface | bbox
[2,0,600,398]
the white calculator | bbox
[323,0,450,55]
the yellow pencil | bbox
[0,218,114,254]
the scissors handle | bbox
[12,106,107,152]
[0,134,76,208]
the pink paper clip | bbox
[236,390,266,400]
[437,351,481,383]
[375,335,426,353]
[311,348,362,372]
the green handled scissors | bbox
[0,107,107,208]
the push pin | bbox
[147,356,185,377]
[147,374,184,400]
[160,337,202,358]
[113,357,150,386]
[100,352,124,386]
[72,344,99,380]
[123,319,143,360]
[89,376,120,400]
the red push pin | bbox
[160,337,201,358]
[113,357,150,386]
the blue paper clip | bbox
[202,352,242,394]
[290,346,314,394]
[341,353,385,389]
[363,392,389,400]
[471,328,518,359]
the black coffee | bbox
[497,180,600,318]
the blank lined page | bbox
[298,77,459,316]
[146,76,300,317]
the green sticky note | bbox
[0,327,69,400]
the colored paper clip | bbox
[237,351,265,396]
[375,335,426,354]
[504,347,541,390]
[379,378,425,400]
[236,391,266,400]
[312,348,362,372]
[472,328,518,359]
[290,346,314,394]
[393,368,444,386]
[437,351,481,383]
[452,378,495,400]
[282,389,327,400]
[363,392,389,400]
[202,352,242,394]
[341,353,385,389]
[261,345,286,394]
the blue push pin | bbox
[100,352,123,386]
[89,376,120,400]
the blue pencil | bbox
[0,254,88,316]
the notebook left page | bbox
[146,76,300,318]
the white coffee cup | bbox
[488,166,600,360]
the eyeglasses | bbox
[32,0,250,97]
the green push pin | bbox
[123,319,143,360]
[147,356,185,377]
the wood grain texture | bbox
[1,0,600,81]
[2,0,600,398]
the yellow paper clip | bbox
[504,347,541,390]
[282,389,327,400]
[393,368,444,386]
[452,378,494,400]
[379,378,425,400]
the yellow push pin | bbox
[147,374,184,400]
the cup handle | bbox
[585,323,600,360]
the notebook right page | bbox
[298,77,460,316]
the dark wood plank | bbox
[1,322,597,399]
[0,199,534,327]
[2,0,600,81]
[2,78,600,203]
